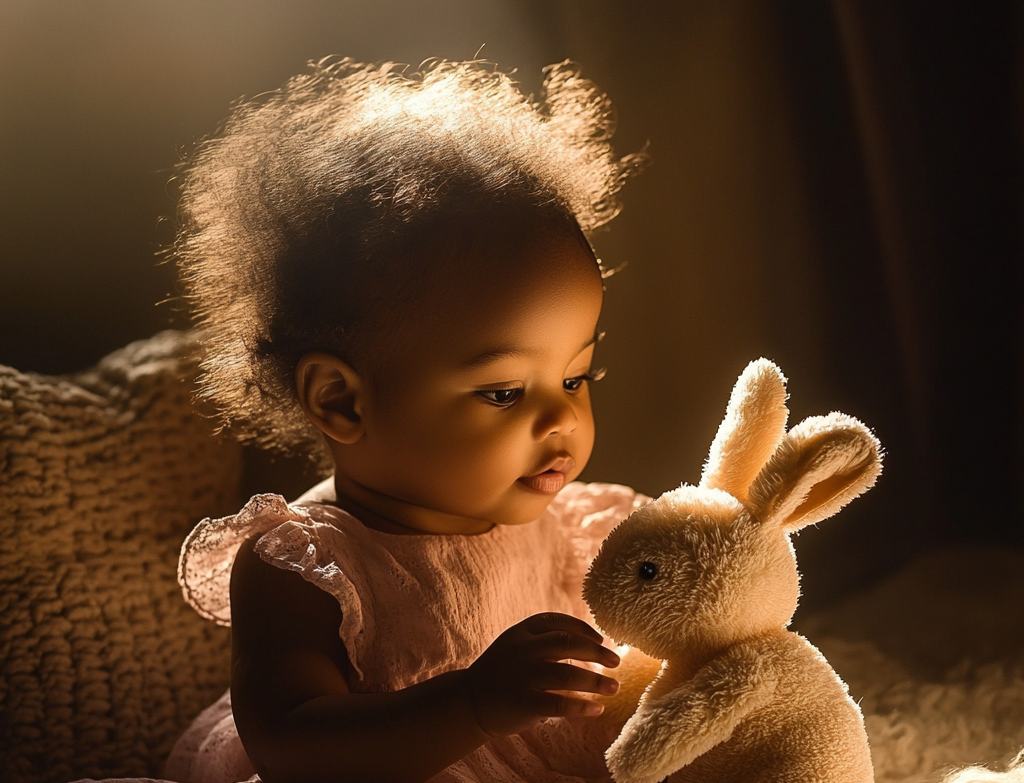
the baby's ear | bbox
[699,359,789,506]
[295,352,366,445]
[747,413,882,532]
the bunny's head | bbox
[583,359,881,663]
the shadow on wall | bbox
[0,0,1020,607]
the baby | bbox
[169,58,649,783]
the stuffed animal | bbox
[583,358,881,783]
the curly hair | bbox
[174,57,645,463]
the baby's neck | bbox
[331,491,437,536]
[328,475,496,536]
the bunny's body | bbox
[584,360,880,783]
[630,631,872,783]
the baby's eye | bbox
[563,367,606,393]
[563,377,585,393]
[477,387,523,406]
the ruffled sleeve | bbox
[251,516,371,682]
[178,493,309,626]
[549,482,651,619]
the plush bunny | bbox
[583,359,880,783]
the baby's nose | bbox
[534,393,578,438]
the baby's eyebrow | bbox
[460,331,602,369]
[460,347,531,369]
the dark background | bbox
[1,1,1021,610]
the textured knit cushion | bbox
[0,331,242,783]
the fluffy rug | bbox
[798,546,1024,782]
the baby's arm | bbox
[230,538,620,783]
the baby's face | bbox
[331,229,604,534]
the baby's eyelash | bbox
[477,387,523,406]
[563,368,606,393]
[480,370,607,406]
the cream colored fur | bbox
[583,358,882,783]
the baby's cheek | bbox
[575,413,596,467]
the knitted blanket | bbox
[1,331,242,783]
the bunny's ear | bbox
[748,412,882,531]
[699,359,790,505]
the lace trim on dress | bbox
[178,494,310,625]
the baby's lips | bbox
[518,455,576,493]
[519,471,566,494]
[527,454,574,477]
[543,455,575,475]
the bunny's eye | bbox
[638,561,658,580]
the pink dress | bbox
[165,479,648,783]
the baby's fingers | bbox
[532,689,605,719]
[520,612,604,644]
[534,661,619,696]
[533,630,620,668]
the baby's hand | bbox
[465,612,620,737]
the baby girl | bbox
[166,57,649,783]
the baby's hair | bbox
[175,57,645,462]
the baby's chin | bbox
[404,477,577,532]
[487,488,568,528]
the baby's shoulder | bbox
[545,482,650,583]
[178,489,356,627]
[548,480,651,530]
[291,476,337,505]
[177,493,306,625]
